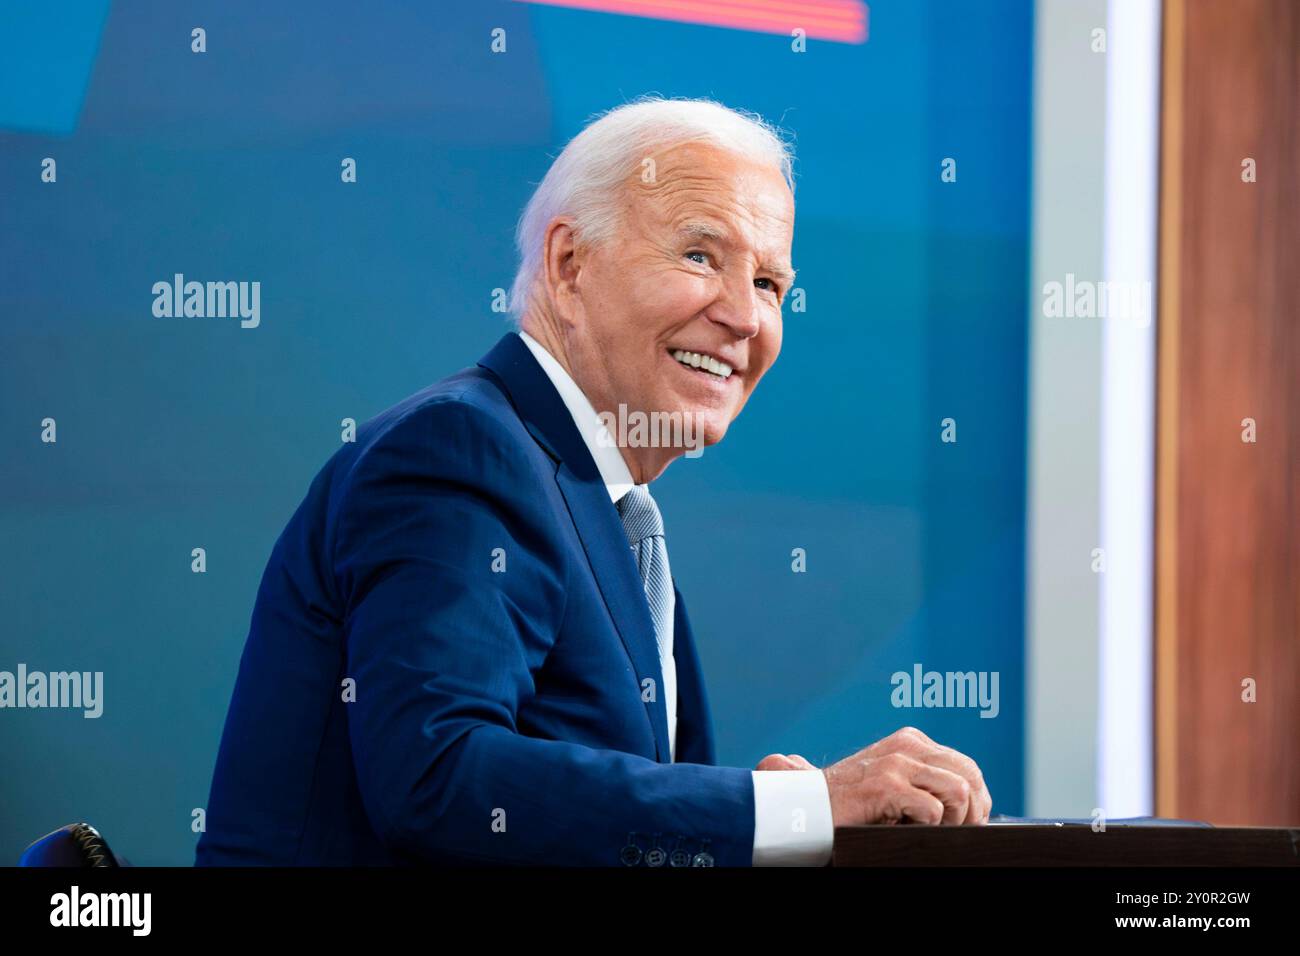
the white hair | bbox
[507,95,795,325]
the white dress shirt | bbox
[517,330,835,866]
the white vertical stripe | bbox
[1026,0,1109,817]
[1098,0,1160,816]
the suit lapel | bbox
[554,468,671,762]
[669,583,716,765]
[477,333,672,763]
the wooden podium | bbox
[832,824,1300,867]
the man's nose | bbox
[705,273,762,338]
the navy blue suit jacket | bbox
[195,332,755,866]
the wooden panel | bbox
[832,825,1300,867]
[1156,0,1300,824]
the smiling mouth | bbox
[669,348,734,380]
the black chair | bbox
[18,823,131,867]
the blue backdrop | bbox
[0,0,1032,864]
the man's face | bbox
[561,141,795,454]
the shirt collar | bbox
[516,330,636,504]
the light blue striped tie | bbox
[616,485,675,668]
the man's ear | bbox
[542,218,583,325]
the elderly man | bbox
[196,96,991,868]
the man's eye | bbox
[685,250,709,265]
[754,277,779,295]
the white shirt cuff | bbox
[750,769,835,866]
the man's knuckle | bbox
[883,752,912,772]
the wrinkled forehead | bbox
[624,141,795,241]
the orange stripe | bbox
[525,0,863,28]
[517,0,868,42]
[657,0,864,22]
[1155,0,1184,820]
[529,0,864,19]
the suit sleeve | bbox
[332,398,755,865]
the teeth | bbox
[671,349,732,379]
